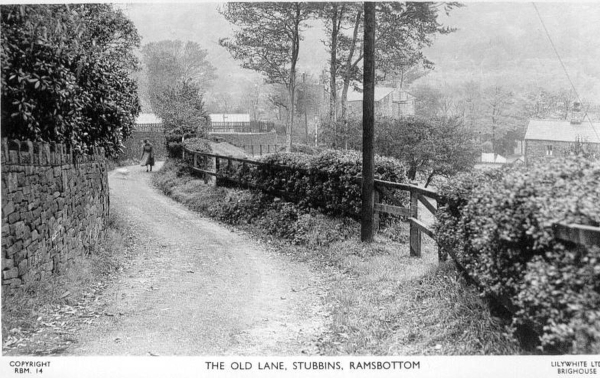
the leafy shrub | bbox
[219,149,406,220]
[435,156,600,353]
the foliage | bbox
[152,158,522,356]
[219,2,314,151]
[316,2,460,122]
[154,80,208,158]
[1,4,141,156]
[141,40,216,112]
[320,116,478,186]
[218,149,406,220]
[376,116,478,185]
[435,156,600,353]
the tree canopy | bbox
[1,4,141,156]
[141,40,216,113]
[219,2,314,152]
[375,116,478,186]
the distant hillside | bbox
[419,2,600,99]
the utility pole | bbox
[361,2,375,243]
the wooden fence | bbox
[183,148,442,257]
[209,121,275,133]
[182,148,599,347]
[183,148,600,260]
[240,144,282,157]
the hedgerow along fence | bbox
[182,148,599,316]
[182,147,442,258]
[183,147,599,257]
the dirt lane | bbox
[68,163,326,356]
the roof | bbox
[346,87,415,103]
[135,113,161,124]
[524,119,600,144]
[347,86,395,102]
[209,114,250,123]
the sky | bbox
[121,1,600,100]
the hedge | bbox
[217,149,407,220]
[435,156,600,353]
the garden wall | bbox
[1,139,109,292]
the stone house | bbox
[523,107,600,163]
[346,86,415,119]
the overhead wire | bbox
[531,2,600,143]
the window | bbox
[546,145,553,156]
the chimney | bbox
[571,101,582,124]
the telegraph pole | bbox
[361,2,375,242]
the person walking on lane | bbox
[140,139,155,172]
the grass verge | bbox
[152,159,523,355]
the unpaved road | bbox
[68,162,327,356]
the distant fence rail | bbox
[209,121,275,133]
[240,144,283,156]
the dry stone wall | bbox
[1,139,109,292]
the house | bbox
[346,86,415,119]
[523,104,600,163]
[135,113,162,132]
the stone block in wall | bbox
[14,221,28,240]
[12,190,24,204]
[18,258,28,276]
[7,278,22,287]
[6,241,22,257]
[2,258,15,270]
[2,201,15,217]
[3,267,19,280]
[2,223,10,238]
[8,212,20,224]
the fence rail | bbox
[182,148,598,348]
[240,144,282,156]
[209,121,275,133]
[183,148,443,258]
[183,149,600,254]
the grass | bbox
[152,158,523,355]
[1,214,134,354]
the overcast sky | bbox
[121,1,600,98]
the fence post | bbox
[373,188,380,234]
[193,152,198,170]
[251,145,254,156]
[203,155,209,183]
[410,190,421,257]
[260,145,263,156]
[215,156,220,175]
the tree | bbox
[155,80,207,137]
[1,4,141,156]
[318,2,459,126]
[141,40,217,113]
[375,3,458,81]
[154,79,208,157]
[219,2,314,152]
[375,116,478,186]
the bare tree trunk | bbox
[340,9,362,122]
[329,3,339,126]
[286,4,302,153]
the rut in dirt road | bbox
[68,163,327,356]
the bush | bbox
[218,149,406,220]
[435,156,600,353]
